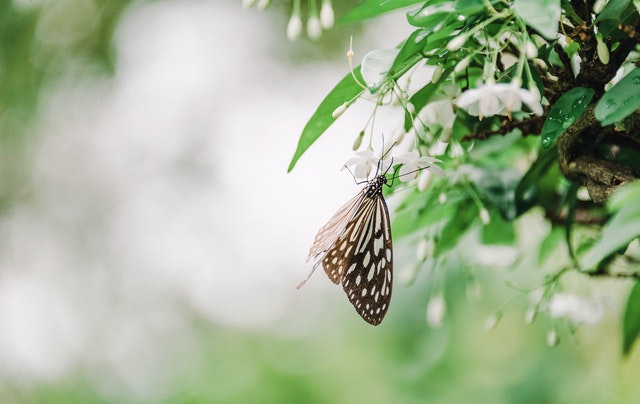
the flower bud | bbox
[352,131,364,150]
[454,56,471,73]
[524,307,537,324]
[593,0,608,14]
[525,41,538,58]
[596,34,609,65]
[485,313,501,330]
[479,208,491,225]
[286,14,302,41]
[547,330,559,347]
[307,16,322,41]
[332,102,349,119]
[431,64,444,83]
[426,295,446,328]
[320,1,335,29]
[447,34,467,51]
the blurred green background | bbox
[1,1,640,403]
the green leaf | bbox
[563,182,580,263]
[287,68,365,172]
[481,212,515,245]
[407,2,456,28]
[596,0,632,22]
[541,87,594,148]
[513,0,561,39]
[515,145,558,215]
[596,0,638,36]
[389,28,429,78]
[339,0,426,24]
[623,280,640,356]
[471,168,521,220]
[595,68,640,126]
[455,0,489,14]
[579,181,640,270]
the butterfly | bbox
[298,170,393,325]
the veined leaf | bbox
[541,87,594,148]
[288,68,365,172]
[579,181,640,270]
[595,67,640,126]
[515,145,558,215]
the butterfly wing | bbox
[340,193,392,325]
[297,190,366,289]
[301,175,393,325]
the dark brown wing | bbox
[338,194,393,325]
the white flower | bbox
[307,15,322,41]
[457,80,543,119]
[421,99,456,135]
[456,82,504,119]
[547,330,560,347]
[344,149,379,180]
[394,151,444,182]
[286,14,302,41]
[426,295,446,328]
[320,0,335,29]
[548,293,605,325]
[496,79,543,118]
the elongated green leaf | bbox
[288,68,364,172]
[513,0,561,39]
[541,87,594,148]
[596,0,638,35]
[389,29,428,78]
[515,145,558,215]
[596,0,632,22]
[595,68,640,126]
[339,0,426,24]
[455,0,488,13]
[623,280,640,355]
[407,3,455,28]
[580,181,640,270]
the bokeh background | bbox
[1,1,640,403]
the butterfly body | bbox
[305,174,393,325]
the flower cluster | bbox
[243,0,334,41]
[456,79,543,120]
[287,0,334,41]
[343,149,443,186]
[547,292,606,326]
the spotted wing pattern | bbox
[302,175,393,325]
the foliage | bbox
[290,0,640,354]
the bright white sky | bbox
[0,0,413,391]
